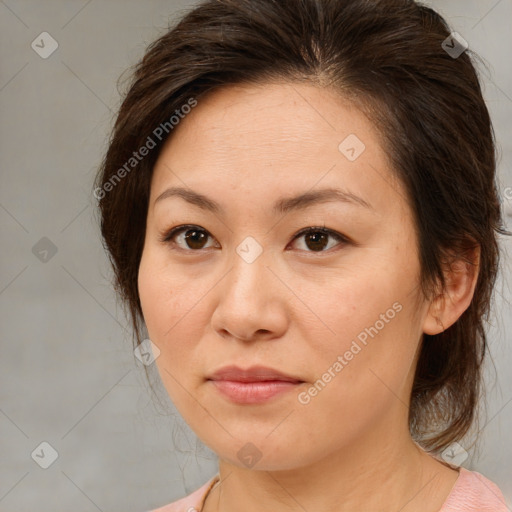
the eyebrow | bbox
[154,186,374,215]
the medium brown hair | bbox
[94,0,510,454]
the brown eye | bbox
[305,231,329,251]
[161,225,216,251]
[290,227,348,253]
[182,228,209,250]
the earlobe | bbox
[423,292,445,335]
[422,245,480,335]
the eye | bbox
[159,224,217,251]
[289,226,349,253]
[159,224,349,253]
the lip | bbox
[207,364,303,383]
[207,365,304,404]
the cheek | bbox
[138,251,194,363]
[304,265,420,403]
[138,253,168,335]
[294,305,419,451]
[138,253,204,412]
[138,249,194,334]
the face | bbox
[138,81,430,471]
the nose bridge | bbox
[210,233,284,339]
[227,234,270,298]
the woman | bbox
[95,0,510,510]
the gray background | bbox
[0,1,511,511]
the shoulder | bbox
[439,467,509,512]
[147,474,220,512]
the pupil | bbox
[307,232,327,251]
[185,229,207,249]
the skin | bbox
[138,81,480,512]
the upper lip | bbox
[208,365,303,383]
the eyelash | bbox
[159,224,350,254]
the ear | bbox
[422,244,481,335]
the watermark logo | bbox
[442,32,468,59]
[236,236,263,264]
[338,134,366,162]
[31,32,58,59]
[134,338,161,366]
[31,441,59,469]
[502,187,512,219]
[237,442,262,468]
[441,442,468,466]
[32,237,58,263]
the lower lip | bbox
[209,380,302,404]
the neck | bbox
[203,422,459,512]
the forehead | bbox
[160,81,377,157]
[150,81,406,219]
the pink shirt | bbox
[149,468,509,512]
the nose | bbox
[210,247,288,342]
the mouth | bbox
[207,365,304,404]
[208,379,303,404]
